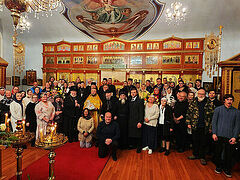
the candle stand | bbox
[35,133,68,180]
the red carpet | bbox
[10,142,109,180]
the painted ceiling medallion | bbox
[61,0,165,41]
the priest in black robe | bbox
[114,89,129,149]
[63,86,81,143]
[101,90,117,117]
[128,88,144,153]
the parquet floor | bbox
[1,145,47,180]
[99,149,240,180]
[1,146,240,180]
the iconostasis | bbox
[42,36,204,87]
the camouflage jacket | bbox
[186,98,214,132]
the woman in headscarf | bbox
[77,108,94,148]
[52,95,63,133]
[35,93,55,140]
[26,94,38,146]
[165,87,176,108]
[10,92,26,132]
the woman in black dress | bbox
[26,94,38,146]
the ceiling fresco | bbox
[61,0,165,41]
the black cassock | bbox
[128,96,144,138]
[25,102,37,133]
[101,96,117,116]
[63,96,81,142]
[115,100,129,149]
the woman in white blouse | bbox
[35,93,55,140]
[158,98,174,156]
[10,92,26,132]
[142,95,160,154]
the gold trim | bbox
[43,50,203,56]
[42,67,203,72]
[42,37,205,45]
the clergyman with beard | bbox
[173,91,189,153]
[101,89,117,117]
[63,86,81,142]
[114,89,129,149]
[84,88,102,135]
[186,89,214,165]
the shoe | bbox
[148,149,152,155]
[200,159,207,165]
[188,155,199,160]
[215,167,222,174]
[177,148,184,153]
[112,154,117,161]
[142,146,149,151]
[136,148,142,153]
[164,150,170,156]
[223,170,232,178]
[159,147,166,153]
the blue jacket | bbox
[212,105,240,139]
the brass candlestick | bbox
[0,119,35,180]
[35,128,68,180]
[12,131,35,180]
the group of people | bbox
[0,76,240,178]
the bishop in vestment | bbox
[84,88,102,134]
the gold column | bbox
[43,72,47,86]
[83,71,86,84]
[54,72,57,81]
[15,147,23,180]
[69,73,73,82]
[97,71,100,87]
[48,149,56,180]
[142,71,145,83]
[222,68,233,95]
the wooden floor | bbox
[99,150,240,180]
[1,145,47,180]
[1,147,240,180]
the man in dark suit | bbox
[107,78,116,97]
[97,112,120,161]
[128,88,144,153]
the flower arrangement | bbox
[0,124,6,131]
[0,123,19,147]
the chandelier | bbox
[165,1,188,25]
[0,0,62,45]
[17,15,31,33]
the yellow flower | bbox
[0,124,6,131]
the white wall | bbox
[0,0,240,87]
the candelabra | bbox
[35,123,68,180]
[0,114,35,180]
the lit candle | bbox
[22,120,25,135]
[5,113,8,126]
[50,126,55,140]
[6,118,10,132]
[54,123,57,134]
[40,129,43,142]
